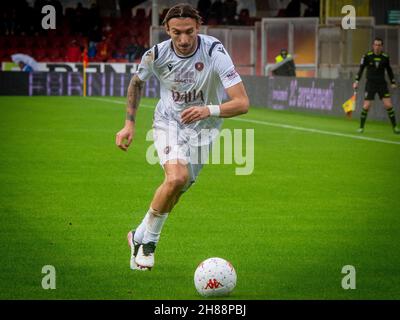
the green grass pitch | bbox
[0,96,399,300]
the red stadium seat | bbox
[36,36,48,48]
[49,37,64,50]
[47,48,64,62]
[23,36,35,48]
[33,47,47,61]
[0,48,11,61]
[66,43,82,62]
[8,36,21,48]
[15,48,33,56]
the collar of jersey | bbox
[170,36,201,59]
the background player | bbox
[115,3,249,270]
[353,37,399,134]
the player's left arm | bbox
[385,55,396,88]
[181,82,249,124]
[217,82,250,117]
[181,44,249,124]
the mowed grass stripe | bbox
[88,97,400,146]
[0,96,399,299]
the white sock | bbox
[133,210,151,243]
[142,209,169,244]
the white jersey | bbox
[136,34,242,144]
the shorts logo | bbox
[164,146,171,154]
[195,62,204,71]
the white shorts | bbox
[153,118,212,192]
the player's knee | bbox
[383,101,392,109]
[165,173,189,193]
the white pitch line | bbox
[88,97,154,109]
[89,97,400,146]
[230,117,400,146]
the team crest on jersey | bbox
[164,146,171,154]
[195,62,204,71]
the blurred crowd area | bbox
[0,0,319,64]
[0,0,150,63]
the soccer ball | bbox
[194,257,237,297]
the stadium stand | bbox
[0,0,256,64]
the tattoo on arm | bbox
[126,75,144,123]
[126,113,135,122]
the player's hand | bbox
[352,82,358,90]
[181,106,210,124]
[391,83,397,89]
[116,125,135,151]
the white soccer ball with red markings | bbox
[194,257,237,297]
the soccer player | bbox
[115,3,249,270]
[353,37,399,134]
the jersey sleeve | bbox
[355,54,368,82]
[385,55,395,84]
[136,47,155,81]
[213,44,242,89]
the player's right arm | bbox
[115,74,144,151]
[116,46,155,151]
[353,53,368,90]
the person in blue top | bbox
[18,62,33,72]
